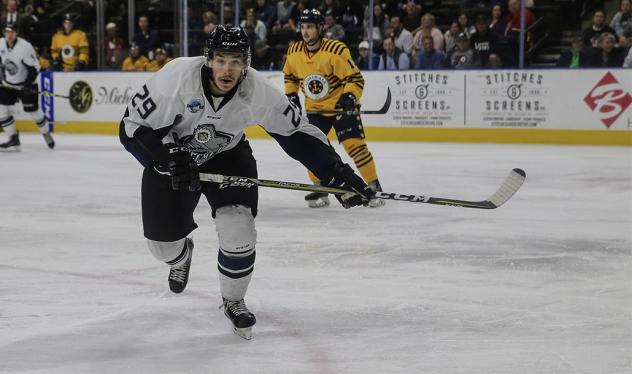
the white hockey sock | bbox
[1,116,17,136]
[30,112,50,134]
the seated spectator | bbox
[51,13,89,71]
[105,22,124,69]
[610,0,632,38]
[222,4,235,26]
[1,0,24,34]
[556,35,594,67]
[355,40,380,69]
[272,0,297,33]
[619,28,632,50]
[504,0,535,35]
[324,9,345,40]
[364,2,389,46]
[133,15,160,59]
[251,39,278,70]
[470,15,503,67]
[340,3,360,29]
[445,33,482,69]
[255,0,277,30]
[414,35,444,69]
[444,21,461,52]
[593,32,626,66]
[623,44,632,67]
[122,44,149,71]
[146,48,173,72]
[378,35,410,70]
[582,9,616,47]
[489,2,507,37]
[241,8,267,41]
[412,13,444,57]
[402,1,422,32]
[319,0,341,19]
[457,12,476,39]
[390,15,413,55]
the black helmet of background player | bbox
[205,25,251,81]
[62,13,75,33]
[298,8,325,27]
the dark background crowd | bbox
[2,0,630,71]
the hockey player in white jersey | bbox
[0,23,54,150]
[120,25,374,340]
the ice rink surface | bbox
[1,133,631,374]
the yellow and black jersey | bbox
[283,38,364,114]
[51,29,89,71]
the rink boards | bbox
[14,68,632,145]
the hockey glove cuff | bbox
[154,144,201,192]
[335,93,356,117]
[286,93,302,112]
[325,163,374,209]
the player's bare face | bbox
[4,30,16,45]
[209,53,245,95]
[300,23,321,49]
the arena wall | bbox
[14,69,632,146]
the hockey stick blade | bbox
[306,87,391,116]
[199,168,525,210]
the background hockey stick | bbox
[199,168,526,209]
[306,87,391,116]
[0,84,70,99]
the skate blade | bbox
[233,326,253,340]
[0,145,21,152]
[308,197,330,208]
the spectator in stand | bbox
[355,40,380,69]
[241,8,267,41]
[104,22,124,69]
[50,13,89,71]
[378,35,410,70]
[470,15,502,67]
[411,13,444,58]
[251,39,278,70]
[594,32,626,66]
[389,15,413,55]
[623,43,632,66]
[146,47,172,72]
[1,0,23,33]
[133,15,160,59]
[457,12,476,39]
[504,0,535,35]
[414,35,444,69]
[610,0,632,38]
[364,2,389,47]
[324,9,345,40]
[402,1,422,32]
[582,9,616,47]
[444,21,461,52]
[489,2,507,36]
[556,35,594,68]
[445,32,482,69]
[272,0,297,33]
[121,43,149,71]
[255,0,277,30]
[222,4,235,26]
[340,2,360,29]
[619,28,632,51]
[319,0,341,19]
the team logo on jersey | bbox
[175,124,233,164]
[3,60,18,75]
[69,81,92,113]
[186,98,204,113]
[302,74,329,100]
[62,45,75,58]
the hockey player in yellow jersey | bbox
[50,14,89,71]
[283,8,384,208]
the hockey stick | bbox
[0,84,70,99]
[199,168,526,209]
[306,87,391,116]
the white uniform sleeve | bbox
[21,42,40,71]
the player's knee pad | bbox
[215,204,256,279]
[147,237,189,266]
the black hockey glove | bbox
[325,163,374,209]
[335,93,356,117]
[154,144,200,192]
[75,61,86,71]
[21,84,33,95]
[52,59,63,71]
[286,93,302,112]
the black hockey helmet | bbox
[298,9,325,26]
[4,22,17,33]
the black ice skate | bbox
[305,191,330,208]
[43,133,55,149]
[0,132,20,151]
[368,180,385,208]
[222,298,256,340]
[168,238,193,293]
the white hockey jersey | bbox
[0,37,40,87]
[121,56,340,176]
